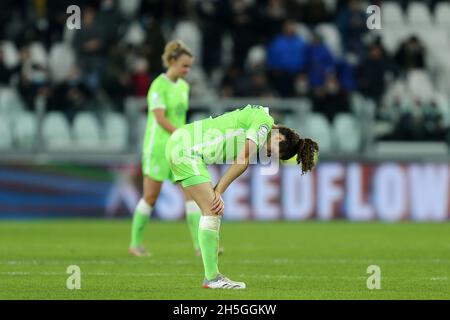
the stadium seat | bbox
[333,113,361,153]
[315,23,342,58]
[188,111,209,123]
[171,20,202,64]
[245,45,266,71]
[42,111,72,151]
[433,92,450,127]
[1,41,20,69]
[322,0,337,13]
[72,112,102,150]
[435,2,450,29]
[103,112,129,152]
[381,79,408,108]
[29,42,48,67]
[407,2,432,25]
[62,23,77,44]
[48,43,76,83]
[0,88,25,114]
[283,112,302,135]
[303,113,332,153]
[137,114,147,150]
[294,22,313,42]
[406,70,434,101]
[434,64,450,100]
[382,2,405,25]
[0,114,13,149]
[118,0,141,19]
[122,21,145,46]
[380,27,405,54]
[414,27,449,50]
[12,111,37,149]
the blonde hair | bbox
[162,40,193,68]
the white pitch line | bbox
[430,277,448,281]
[1,272,448,282]
[1,258,450,265]
[0,259,192,265]
[0,271,197,277]
[238,258,450,264]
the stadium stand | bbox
[0,0,449,154]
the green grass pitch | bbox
[0,220,449,299]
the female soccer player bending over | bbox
[165,105,319,289]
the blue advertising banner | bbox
[1,161,450,221]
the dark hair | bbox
[277,125,319,174]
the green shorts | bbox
[165,134,211,188]
[142,148,175,182]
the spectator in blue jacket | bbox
[306,33,336,88]
[267,19,308,96]
[336,0,367,58]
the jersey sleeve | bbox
[246,108,274,147]
[147,81,167,111]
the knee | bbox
[143,193,158,206]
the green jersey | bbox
[171,105,274,164]
[143,74,189,156]
[142,74,189,181]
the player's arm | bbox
[215,138,258,194]
[148,88,178,134]
[153,108,177,134]
[211,139,257,215]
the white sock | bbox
[199,215,221,232]
[135,198,153,216]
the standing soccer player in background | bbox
[129,40,202,256]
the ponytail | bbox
[296,138,319,174]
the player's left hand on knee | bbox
[211,191,224,216]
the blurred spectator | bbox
[140,0,164,20]
[47,67,92,120]
[256,0,289,42]
[14,44,50,110]
[235,71,276,98]
[335,59,357,92]
[140,0,189,25]
[130,56,151,98]
[140,17,166,77]
[422,99,449,140]
[46,0,84,45]
[306,33,336,88]
[97,0,124,45]
[311,73,350,122]
[394,36,426,72]
[356,43,394,103]
[336,0,367,58]
[221,64,245,98]
[302,0,331,26]
[196,0,226,77]
[267,20,308,96]
[226,0,257,69]
[102,43,133,112]
[73,5,109,92]
[381,97,449,141]
[0,0,27,40]
[294,73,310,97]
